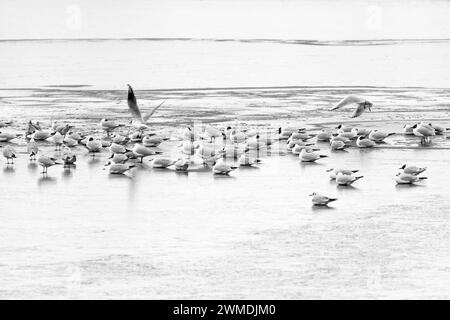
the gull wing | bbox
[127,85,144,121]
[143,99,167,123]
[330,95,366,111]
[350,104,365,118]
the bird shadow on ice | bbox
[336,185,359,191]
[213,174,236,180]
[27,162,38,172]
[395,184,425,190]
[311,205,336,211]
[3,165,15,174]
[108,173,133,180]
[61,167,76,179]
[37,175,57,186]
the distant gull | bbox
[3,145,16,164]
[38,155,62,174]
[213,159,237,175]
[299,149,327,162]
[356,136,376,148]
[330,95,373,118]
[395,172,427,184]
[368,130,395,142]
[336,172,364,186]
[309,192,337,206]
[399,164,427,175]
[27,139,39,161]
[326,168,359,180]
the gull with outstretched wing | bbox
[127,84,167,124]
[329,95,373,118]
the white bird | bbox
[107,162,136,175]
[292,144,318,155]
[127,84,166,124]
[63,136,78,147]
[403,124,415,135]
[32,130,51,141]
[398,164,427,175]
[142,135,163,147]
[238,153,261,166]
[336,172,364,186]
[86,137,102,156]
[112,134,130,145]
[316,130,333,141]
[368,130,395,142]
[100,118,124,136]
[38,155,62,174]
[132,144,160,163]
[62,147,77,166]
[213,159,237,175]
[309,192,338,206]
[330,95,373,118]
[27,139,39,160]
[229,129,247,144]
[195,143,223,164]
[299,149,328,162]
[335,124,353,132]
[66,131,83,142]
[412,123,435,144]
[129,131,144,142]
[151,157,176,168]
[50,132,64,150]
[330,135,351,144]
[330,140,348,151]
[337,131,357,140]
[179,141,196,157]
[110,153,129,164]
[3,145,16,164]
[326,168,359,180]
[395,172,427,184]
[109,143,128,155]
[288,130,313,142]
[351,127,371,137]
[356,136,376,148]
[0,131,21,142]
[202,125,223,143]
[174,158,189,172]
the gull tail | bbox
[319,155,328,158]
[328,198,338,203]
[418,177,428,180]
[354,176,364,181]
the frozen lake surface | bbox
[0,38,449,299]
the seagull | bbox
[27,139,39,161]
[32,129,51,141]
[395,172,427,184]
[110,153,129,164]
[229,129,247,144]
[292,144,319,155]
[356,136,376,148]
[50,132,64,150]
[127,84,166,124]
[351,128,371,137]
[412,123,435,144]
[0,132,21,142]
[238,153,261,166]
[38,155,62,174]
[309,192,338,206]
[3,145,16,164]
[403,124,415,135]
[330,95,373,118]
[202,125,223,143]
[106,162,136,175]
[368,130,395,142]
[109,143,129,155]
[63,135,78,147]
[132,144,161,163]
[399,164,427,175]
[288,130,313,142]
[326,168,359,180]
[337,131,357,140]
[299,149,328,162]
[100,118,124,136]
[62,147,77,167]
[111,134,130,145]
[142,135,163,147]
[316,130,333,141]
[151,157,176,168]
[212,159,237,175]
[174,158,189,172]
[330,140,348,151]
[336,172,364,186]
[85,137,102,156]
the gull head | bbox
[309,192,317,196]
[399,164,406,170]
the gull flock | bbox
[1,86,448,208]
